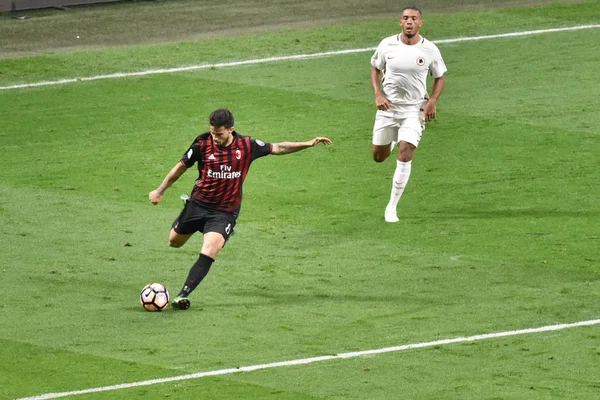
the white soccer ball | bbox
[140,283,170,311]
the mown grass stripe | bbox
[1,24,599,91]
[17,319,600,400]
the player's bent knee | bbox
[168,239,183,248]
[373,150,390,163]
[372,145,391,162]
[168,231,190,248]
[373,154,387,163]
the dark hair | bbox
[209,108,234,128]
[402,6,422,16]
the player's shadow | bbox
[208,290,405,307]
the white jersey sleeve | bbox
[370,39,389,71]
[428,43,447,78]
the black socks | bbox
[178,253,215,297]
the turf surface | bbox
[1,1,599,399]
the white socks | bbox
[385,160,412,223]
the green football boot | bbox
[171,296,191,310]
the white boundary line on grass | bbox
[16,318,600,400]
[1,24,599,91]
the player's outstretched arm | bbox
[149,162,188,205]
[271,137,332,155]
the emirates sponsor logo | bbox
[207,165,242,179]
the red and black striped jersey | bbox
[180,131,272,216]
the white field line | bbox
[1,24,600,91]
[16,318,600,400]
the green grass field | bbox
[1,1,599,399]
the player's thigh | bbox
[202,211,236,256]
[201,232,226,258]
[168,229,193,248]
[372,111,399,146]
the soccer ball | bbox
[140,283,170,311]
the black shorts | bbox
[172,199,236,242]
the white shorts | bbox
[372,110,425,147]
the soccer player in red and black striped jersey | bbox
[149,108,332,310]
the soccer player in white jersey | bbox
[370,6,447,223]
